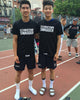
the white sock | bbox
[14,83,20,99]
[29,80,37,95]
[50,80,54,88]
[42,78,46,88]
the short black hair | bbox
[20,0,31,8]
[43,0,54,8]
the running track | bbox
[0,39,80,100]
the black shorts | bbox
[14,55,36,71]
[38,53,57,69]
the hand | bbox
[14,56,20,63]
[54,53,58,61]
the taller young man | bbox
[12,0,37,99]
[38,0,63,96]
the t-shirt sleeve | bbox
[12,22,19,35]
[56,21,63,35]
[64,24,70,31]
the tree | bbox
[54,0,80,17]
[10,8,22,24]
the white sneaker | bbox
[75,53,78,58]
[4,37,7,39]
[68,52,71,57]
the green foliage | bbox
[15,8,22,21]
[54,0,80,16]
[10,8,22,24]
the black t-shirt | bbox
[38,19,63,57]
[64,24,80,39]
[12,19,38,57]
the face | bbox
[43,5,53,18]
[20,4,31,18]
[73,20,78,25]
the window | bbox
[0,1,1,5]
[8,1,11,7]
[0,9,2,15]
[4,10,7,16]
[9,9,12,16]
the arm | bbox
[13,35,20,63]
[75,32,80,38]
[64,31,70,36]
[64,25,70,36]
[54,35,61,61]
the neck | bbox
[45,16,52,21]
[22,16,30,22]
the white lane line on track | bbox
[0,55,79,93]
[0,51,76,71]
[0,55,13,60]
[0,65,14,71]
[59,81,80,100]
[0,44,79,59]
[0,48,75,60]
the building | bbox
[13,0,43,10]
[0,0,13,29]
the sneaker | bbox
[68,52,71,57]
[75,53,78,58]
[4,37,7,39]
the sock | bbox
[50,80,54,88]
[29,80,37,95]
[14,83,20,99]
[42,78,46,88]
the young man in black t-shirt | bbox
[38,1,63,96]
[64,18,80,57]
[12,1,37,99]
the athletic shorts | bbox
[67,38,77,47]
[14,55,36,71]
[38,53,57,69]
